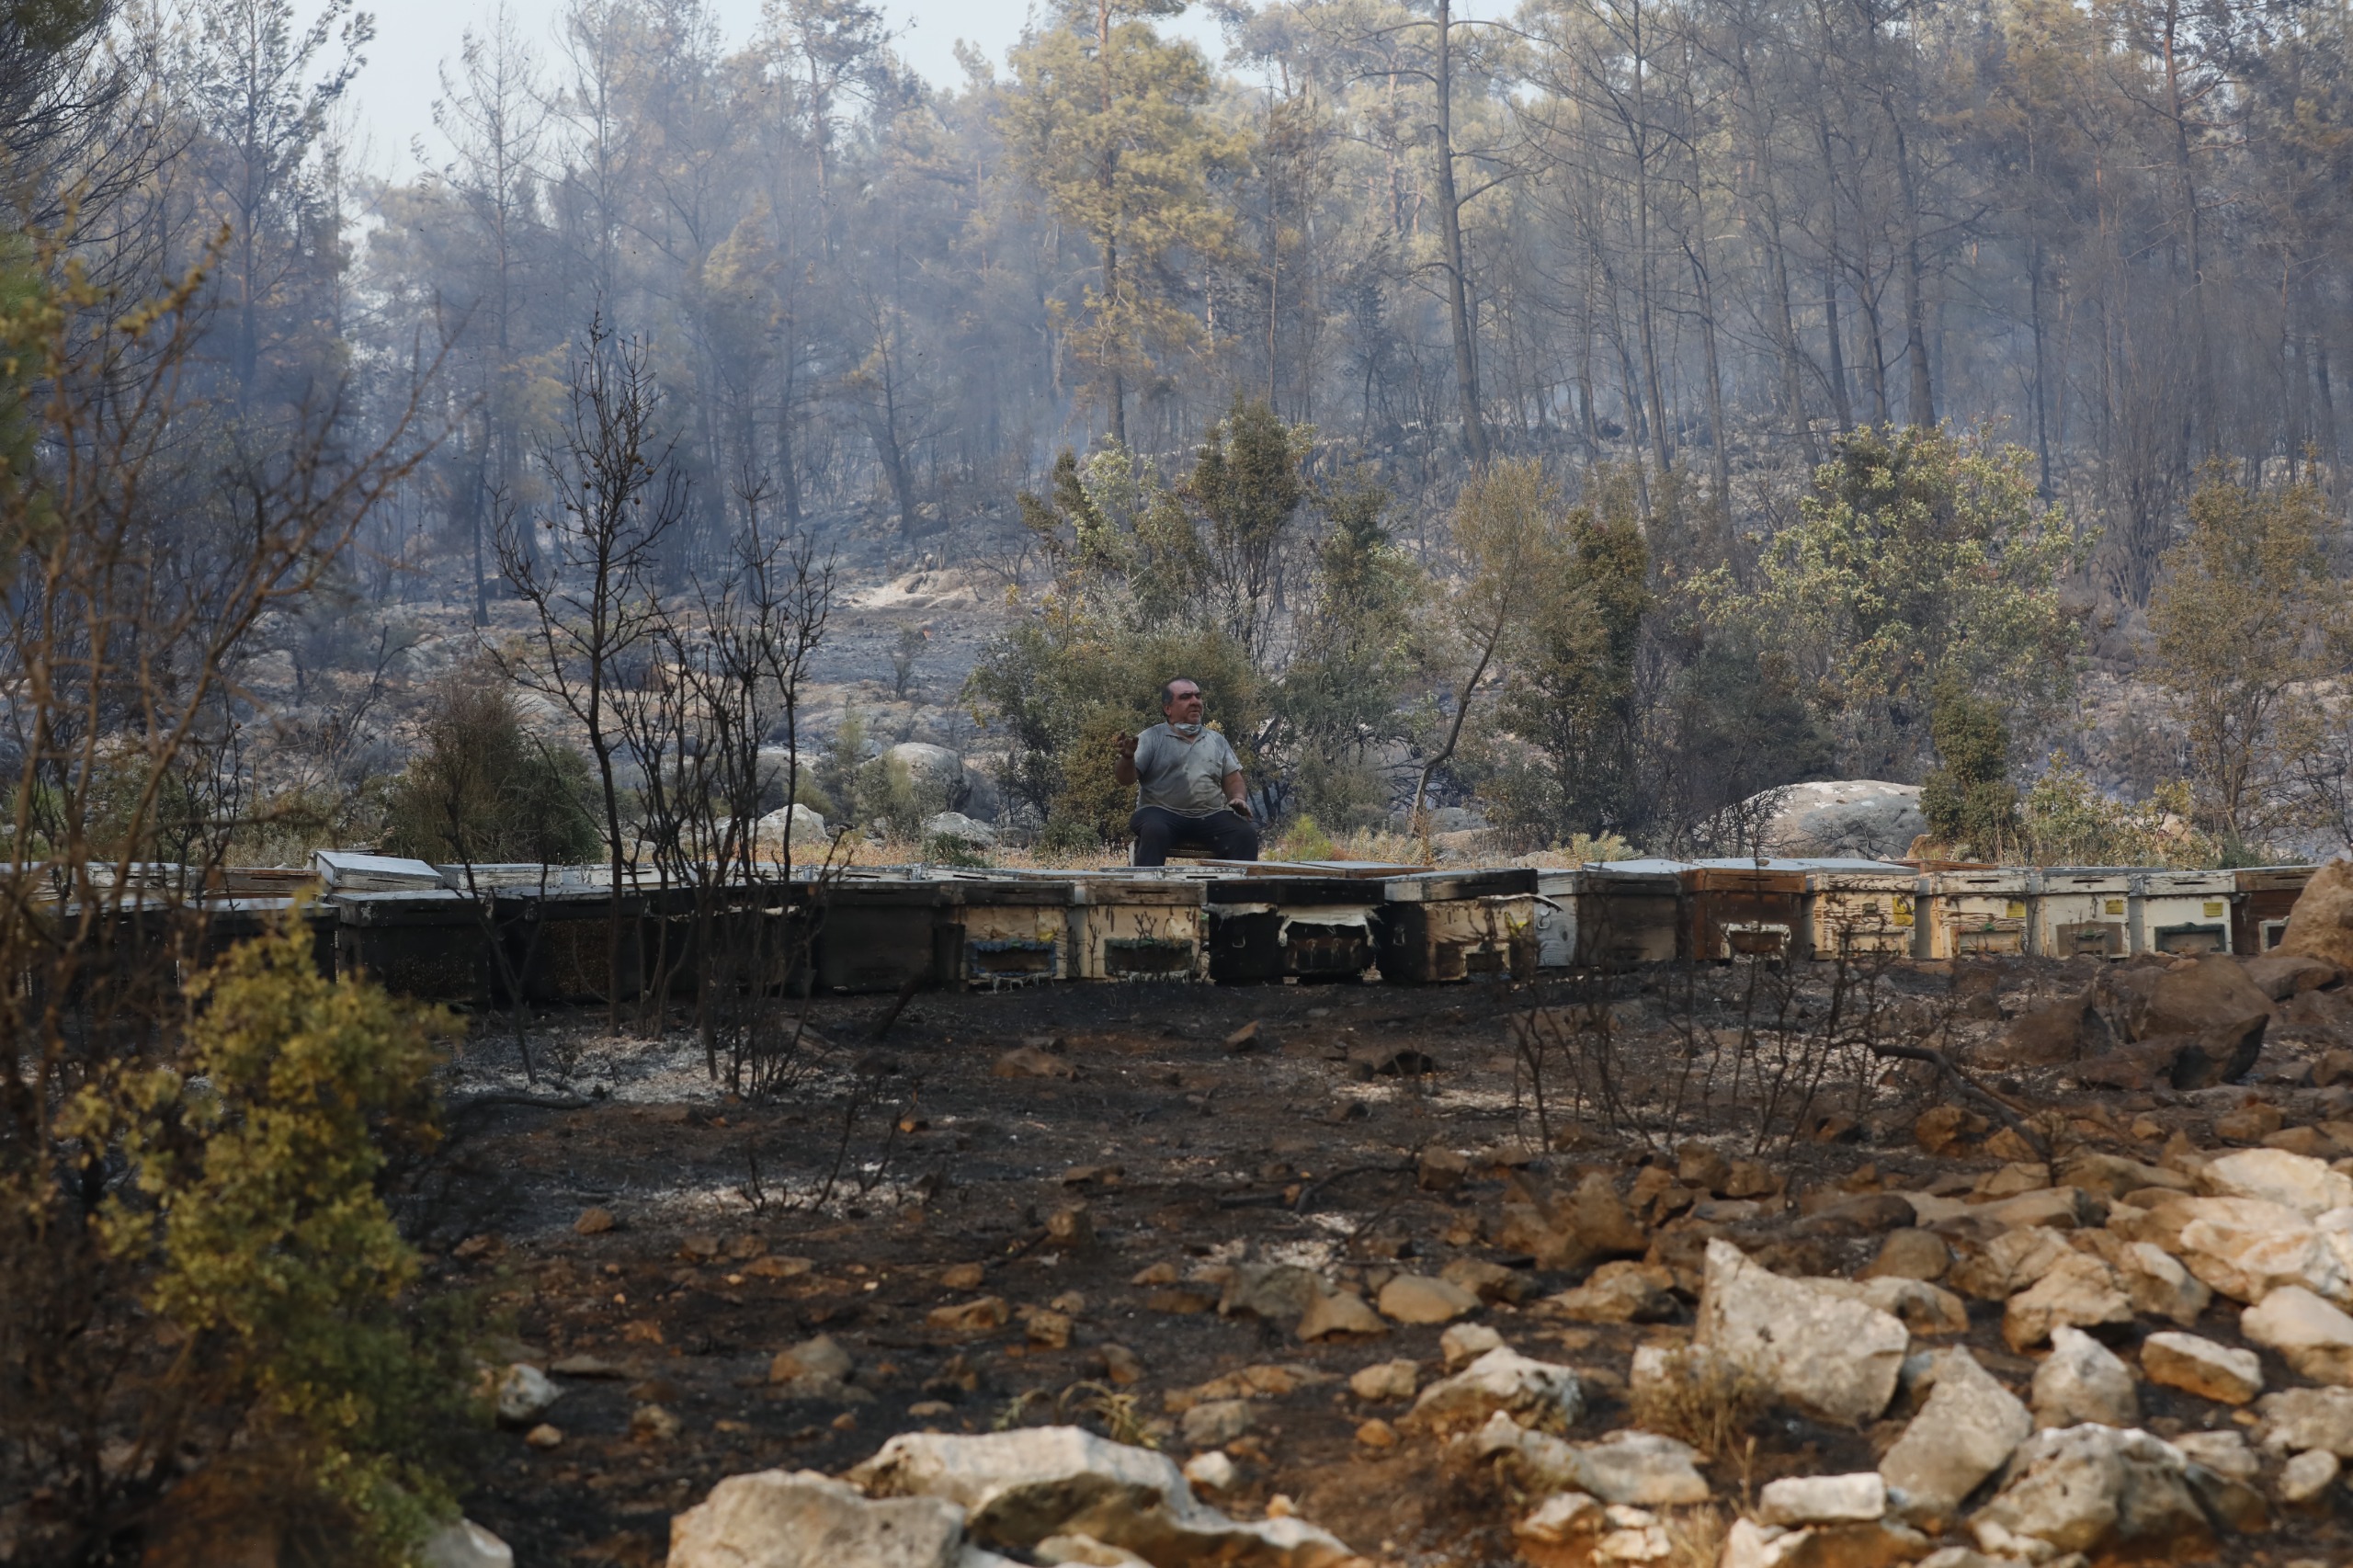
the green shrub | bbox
[381,670,600,865]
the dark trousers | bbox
[1131,805,1260,866]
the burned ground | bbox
[408,956,2353,1567]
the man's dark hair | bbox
[1161,676,1201,708]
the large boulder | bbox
[845,1428,1353,1566]
[2280,858,2353,971]
[666,1469,1007,1568]
[887,743,968,809]
[755,803,835,846]
[2243,952,2341,1002]
[2198,1148,2353,1218]
[1968,1425,2211,1558]
[2169,1196,2353,1305]
[2143,956,2275,1040]
[1750,780,1926,859]
[1878,1348,2033,1518]
[1697,1240,1909,1426]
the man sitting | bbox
[1116,677,1260,867]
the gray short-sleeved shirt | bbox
[1133,723,1243,817]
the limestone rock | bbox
[2112,1238,2213,1324]
[2058,1152,2188,1200]
[2243,951,2340,1001]
[928,1297,1010,1335]
[2171,1196,2353,1304]
[422,1520,515,1568]
[2001,1252,2132,1350]
[1180,1452,1235,1494]
[2030,1325,2138,1429]
[754,803,834,846]
[2255,1386,2353,1457]
[1878,1349,2034,1518]
[2140,1332,2262,1405]
[1375,1273,1479,1325]
[770,1334,855,1387]
[2279,858,2353,971]
[1571,1430,1712,1506]
[1757,1472,1887,1527]
[494,1364,561,1426]
[2143,955,2274,1042]
[666,1470,995,1568]
[1805,1276,1970,1336]
[1513,1491,1602,1544]
[1179,1400,1253,1449]
[1947,1226,2072,1301]
[847,1427,1356,1565]
[1438,1322,1504,1369]
[2199,1147,2353,1218]
[1752,779,1925,859]
[1405,1346,1583,1432]
[2175,1429,2260,1481]
[1295,1289,1385,1342]
[2242,1284,2353,1384]
[1544,1260,1677,1323]
[923,811,996,846]
[1347,1359,1418,1402]
[1697,1239,1908,1426]
[1495,1171,1650,1271]
[1969,1424,2211,1558]
[1861,1229,1952,1282]
[1721,1518,1930,1568]
[1221,1264,1321,1323]
[2279,1447,2341,1505]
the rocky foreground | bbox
[409,868,2353,1568]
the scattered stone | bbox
[2110,1238,2213,1324]
[1697,1239,1909,1426]
[2141,1332,2263,1405]
[1222,1263,1322,1323]
[942,1263,988,1290]
[2256,1387,2353,1457]
[2058,1152,2188,1200]
[1376,1273,1480,1324]
[548,1353,625,1379]
[1179,1399,1254,1449]
[1545,1260,1677,1323]
[2279,858,2353,971]
[927,1297,1010,1335]
[1514,1491,1602,1543]
[1349,1359,1418,1402]
[1023,1308,1074,1349]
[2031,1325,2139,1429]
[746,1254,815,1279]
[1862,1229,1951,1282]
[667,1469,983,1568]
[1976,1162,2052,1199]
[1355,1418,1396,1449]
[1917,1104,1995,1153]
[631,1403,682,1442]
[1806,1276,1970,1336]
[573,1206,616,1235]
[1296,1289,1385,1341]
[993,1046,1074,1080]
[421,1519,515,1568]
[2244,952,2340,1001]
[1222,1020,1261,1053]
[494,1364,560,1426]
[2003,1251,2135,1351]
[1969,1424,2209,1558]
[1439,1322,1504,1369]
[1439,1256,1528,1303]
[1495,1170,1649,1270]
[1417,1146,1468,1191]
[1100,1345,1142,1386]
[1878,1348,2034,1518]
[1757,1472,1887,1527]
[2242,1285,2353,1383]
[847,1426,1356,1563]
[1181,1450,1235,1492]
[524,1424,563,1450]
[770,1334,855,1387]
[2199,1147,2353,1217]
[1949,1225,2072,1301]
[1406,1346,1584,1432]
[1573,1430,1711,1506]
[2171,1196,2353,1304]
[1972,1186,2103,1232]
[2177,1429,2260,1481]
[2279,1447,2341,1504]
[1045,1205,1097,1255]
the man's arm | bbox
[1222,769,1249,816]
[1115,732,1140,786]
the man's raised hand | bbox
[1117,733,1139,761]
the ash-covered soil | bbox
[404,956,2353,1568]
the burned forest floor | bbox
[404,950,2353,1568]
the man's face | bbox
[1164,683,1204,724]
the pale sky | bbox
[346,0,1229,176]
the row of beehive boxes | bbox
[1530,861,2317,967]
[293,867,1547,1002]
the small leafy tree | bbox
[2147,470,2344,851]
[1918,677,2018,858]
[1722,426,2083,778]
[381,666,601,865]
